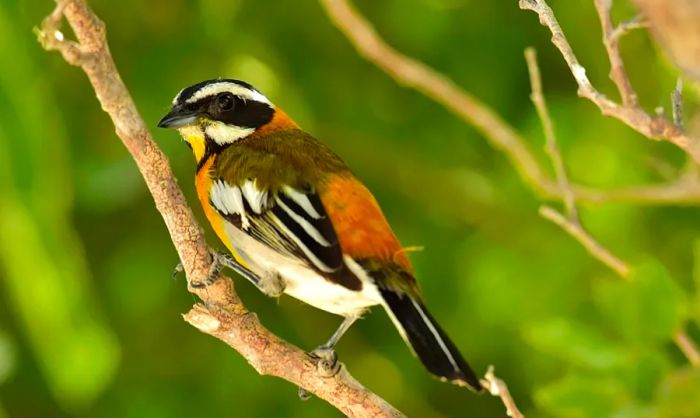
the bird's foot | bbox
[171,250,281,298]
[297,386,312,401]
[307,346,340,378]
[186,249,231,289]
[171,261,184,280]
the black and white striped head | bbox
[158,79,275,147]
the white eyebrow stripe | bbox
[172,87,185,105]
[185,82,271,105]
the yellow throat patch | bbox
[178,125,207,163]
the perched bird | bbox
[158,79,482,391]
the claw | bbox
[298,386,312,401]
[183,249,226,289]
[308,346,340,378]
[171,262,184,280]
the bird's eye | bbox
[216,93,235,111]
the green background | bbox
[1,0,699,417]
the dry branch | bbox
[539,206,630,278]
[525,47,630,279]
[481,367,525,418]
[674,329,700,367]
[37,1,404,416]
[519,0,700,366]
[525,48,577,219]
[519,0,700,163]
[594,0,638,107]
[522,5,700,366]
[318,0,700,207]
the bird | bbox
[158,78,483,391]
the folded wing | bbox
[209,178,362,290]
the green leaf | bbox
[656,367,700,418]
[523,317,628,370]
[593,259,688,343]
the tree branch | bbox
[525,44,700,368]
[318,0,547,192]
[523,46,630,280]
[317,0,700,207]
[37,1,403,416]
[519,0,700,163]
[594,0,639,107]
[481,366,525,418]
[525,48,577,219]
[673,329,700,367]
[519,0,700,368]
[525,48,630,278]
[539,206,630,278]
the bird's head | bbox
[158,79,294,162]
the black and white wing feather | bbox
[209,179,361,290]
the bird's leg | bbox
[179,249,286,298]
[299,315,359,399]
[308,315,359,377]
[216,252,287,297]
[173,249,261,289]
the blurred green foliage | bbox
[0,0,699,417]
[0,2,119,412]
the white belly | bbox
[223,223,382,316]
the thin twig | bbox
[672,77,684,130]
[540,206,631,278]
[481,366,524,418]
[37,1,403,416]
[525,48,577,219]
[594,0,638,107]
[674,329,700,367]
[568,180,700,205]
[609,14,648,42]
[526,48,630,279]
[520,0,700,163]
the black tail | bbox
[380,288,483,391]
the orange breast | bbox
[321,174,412,272]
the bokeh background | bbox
[1,0,700,417]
